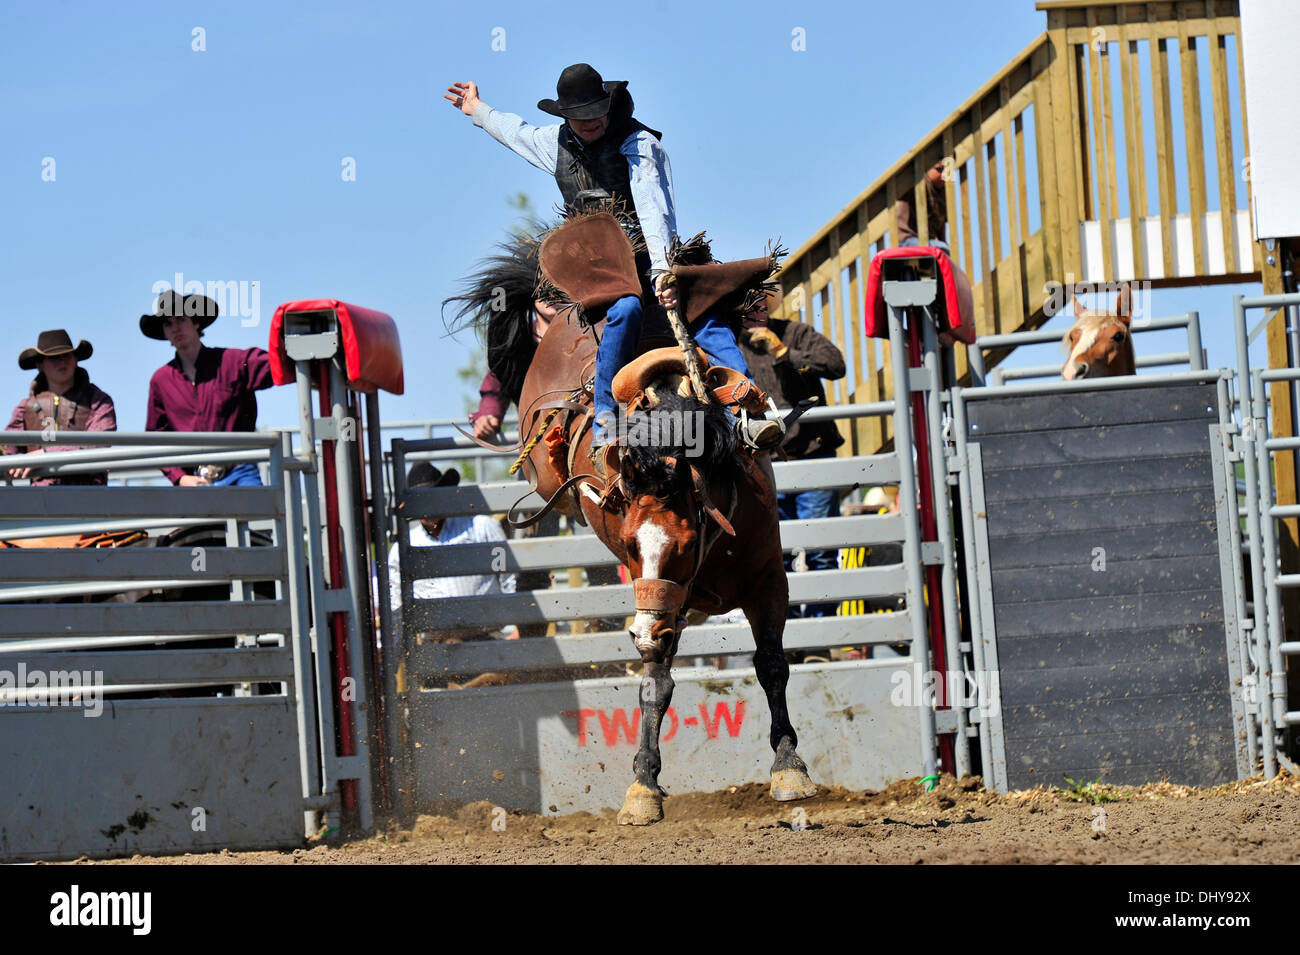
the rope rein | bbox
[509,407,559,476]
[509,386,589,476]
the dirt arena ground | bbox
[85,771,1300,865]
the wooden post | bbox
[1178,9,1208,278]
[1118,4,1149,281]
[1046,13,1083,284]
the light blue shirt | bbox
[388,514,516,611]
[472,103,678,274]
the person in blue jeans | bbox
[738,292,848,618]
[210,463,263,487]
[777,487,842,618]
[592,294,774,447]
[447,65,778,449]
[142,289,277,488]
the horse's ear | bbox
[1116,283,1132,324]
[620,453,637,484]
[675,453,691,482]
[1072,294,1087,318]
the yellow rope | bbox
[509,407,560,475]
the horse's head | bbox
[620,453,700,659]
[613,393,739,662]
[1062,283,1134,380]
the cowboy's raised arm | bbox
[622,130,678,275]
[446,80,559,175]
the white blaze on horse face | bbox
[636,520,670,578]
[1063,323,1099,380]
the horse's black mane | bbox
[440,222,563,406]
[621,389,739,499]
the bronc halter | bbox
[626,451,738,644]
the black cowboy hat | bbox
[18,329,93,370]
[140,289,220,340]
[538,63,627,121]
[407,462,460,490]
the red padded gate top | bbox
[269,298,404,395]
[862,246,975,345]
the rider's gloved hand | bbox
[745,327,787,358]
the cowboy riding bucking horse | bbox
[446,63,786,461]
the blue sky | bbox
[1,0,1264,435]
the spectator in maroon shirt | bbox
[141,290,275,486]
[4,329,117,485]
[469,299,557,439]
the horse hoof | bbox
[616,782,664,826]
[770,768,819,802]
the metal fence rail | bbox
[1234,293,1300,778]
[0,431,331,861]
[967,310,1205,386]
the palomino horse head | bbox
[614,390,738,662]
[1062,283,1135,380]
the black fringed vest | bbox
[554,117,665,301]
[554,118,662,225]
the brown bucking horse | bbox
[1061,282,1136,380]
[511,239,818,826]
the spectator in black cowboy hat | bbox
[387,462,518,687]
[3,330,117,485]
[142,289,276,487]
[387,461,517,612]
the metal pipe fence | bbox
[967,311,1205,386]
[1234,293,1300,776]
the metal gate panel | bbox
[0,698,302,861]
[959,379,1243,790]
[390,312,945,814]
[412,612,914,673]
[0,454,325,861]
[406,660,918,815]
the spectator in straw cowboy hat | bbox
[4,330,117,486]
[142,289,275,487]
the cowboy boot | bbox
[586,442,626,510]
[736,399,784,451]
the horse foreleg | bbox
[617,660,674,825]
[746,598,819,802]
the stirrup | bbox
[588,444,626,511]
[738,402,784,451]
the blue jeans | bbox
[778,487,841,618]
[212,463,263,487]
[593,295,750,441]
